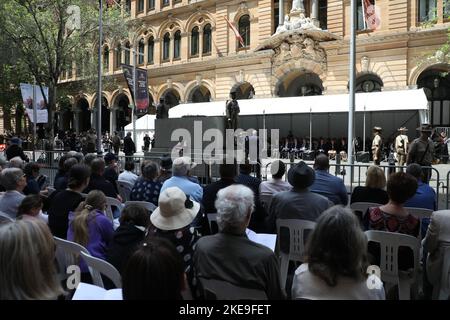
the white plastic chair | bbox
[116,180,133,202]
[276,219,317,291]
[198,277,267,300]
[53,236,90,283]
[365,230,421,300]
[105,196,124,221]
[80,251,122,289]
[124,200,156,212]
[432,246,450,300]
[260,193,273,211]
[207,213,218,234]
[350,202,380,221]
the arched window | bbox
[124,42,131,65]
[354,74,383,92]
[147,36,154,64]
[163,33,170,61]
[173,30,181,59]
[238,15,250,48]
[202,24,212,54]
[148,0,155,10]
[115,43,122,68]
[191,26,199,56]
[103,46,109,72]
[138,39,145,64]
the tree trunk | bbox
[46,82,57,138]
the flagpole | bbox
[97,0,103,156]
[33,78,37,161]
[348,0,356,174]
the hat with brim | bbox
[287,161,315,189]
[417,124,433,132]
[151,187,200,230]
[10,137,21,145]
[398,127,408,132]
[160,155,173,170]
[373,127,382,132]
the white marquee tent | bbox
[169,89,429,119]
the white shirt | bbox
[118,170,138,186]
[292,263,385,300]
[260,179,292,195]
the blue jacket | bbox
[310,170,348,206]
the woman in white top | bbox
[292,206,385,300]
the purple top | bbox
[67,209,114,273]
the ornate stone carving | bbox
[271,34,327,71]
[361,56,370,72]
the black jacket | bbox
[106,223,146,274]
[5,144,29,161]
[123,136,136,155]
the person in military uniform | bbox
[371,126,383,165]
[226,89,240,130]
[407,124,435,183]
[156,97,169,119]
[395,127,409,167]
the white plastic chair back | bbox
[350,202,380,221]
[198,277,267,300]
[116,180,133,202]
[207,213,218,234]
[432,246,450,300]
[105,196,124,221]
[53,236,89,282]
[404,207,433,241]
[80,251,122,289]
[276,219,316,291]
[365,230,420,300]
[260,193,273,211]
[124,200,156,212]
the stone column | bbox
[279,0,284,26]
[110,107,116,133]
[311,0,319,27]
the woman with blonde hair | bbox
[350,165,388,205]
[67,190,114,279]
[0,218,63,299]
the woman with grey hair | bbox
[0,168,27,219]
[292,206,385,300]
[193,184,285,299]
[130,161,162,206]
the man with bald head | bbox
[310,154,348,205]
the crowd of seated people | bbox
[0,148,449,301]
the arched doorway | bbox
[115,94,131,133]
[231,82,255,99]
[163,89,180,108]
[61,109,74,131]
[351,73,383,92]
[77,98,91,132]
[93,96,110,133]
[276,71,323,97]
[190,86,211,102]
[417,66,450,127]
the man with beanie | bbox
[266,161,332,233]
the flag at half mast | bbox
[223,16,245,47]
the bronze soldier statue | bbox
[226,89,240,130]
[156,97,169,119]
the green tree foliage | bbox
[0,0,129,134]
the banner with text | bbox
[121,64,149,116]
[20,83,49,123]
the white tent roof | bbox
[124,114,156,131]
[169,89,428,118]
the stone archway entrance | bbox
[231,82,255,99]
[115,94,131,133]
[93,96,110,134]
[190,86,211,102]
[163,89,180,108]
[76,98,91,132]
[276,71,323,97]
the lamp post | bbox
[97,0,103,156]
[348,0,357,177]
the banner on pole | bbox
[20,83,49,123]
[121,64,149,116]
